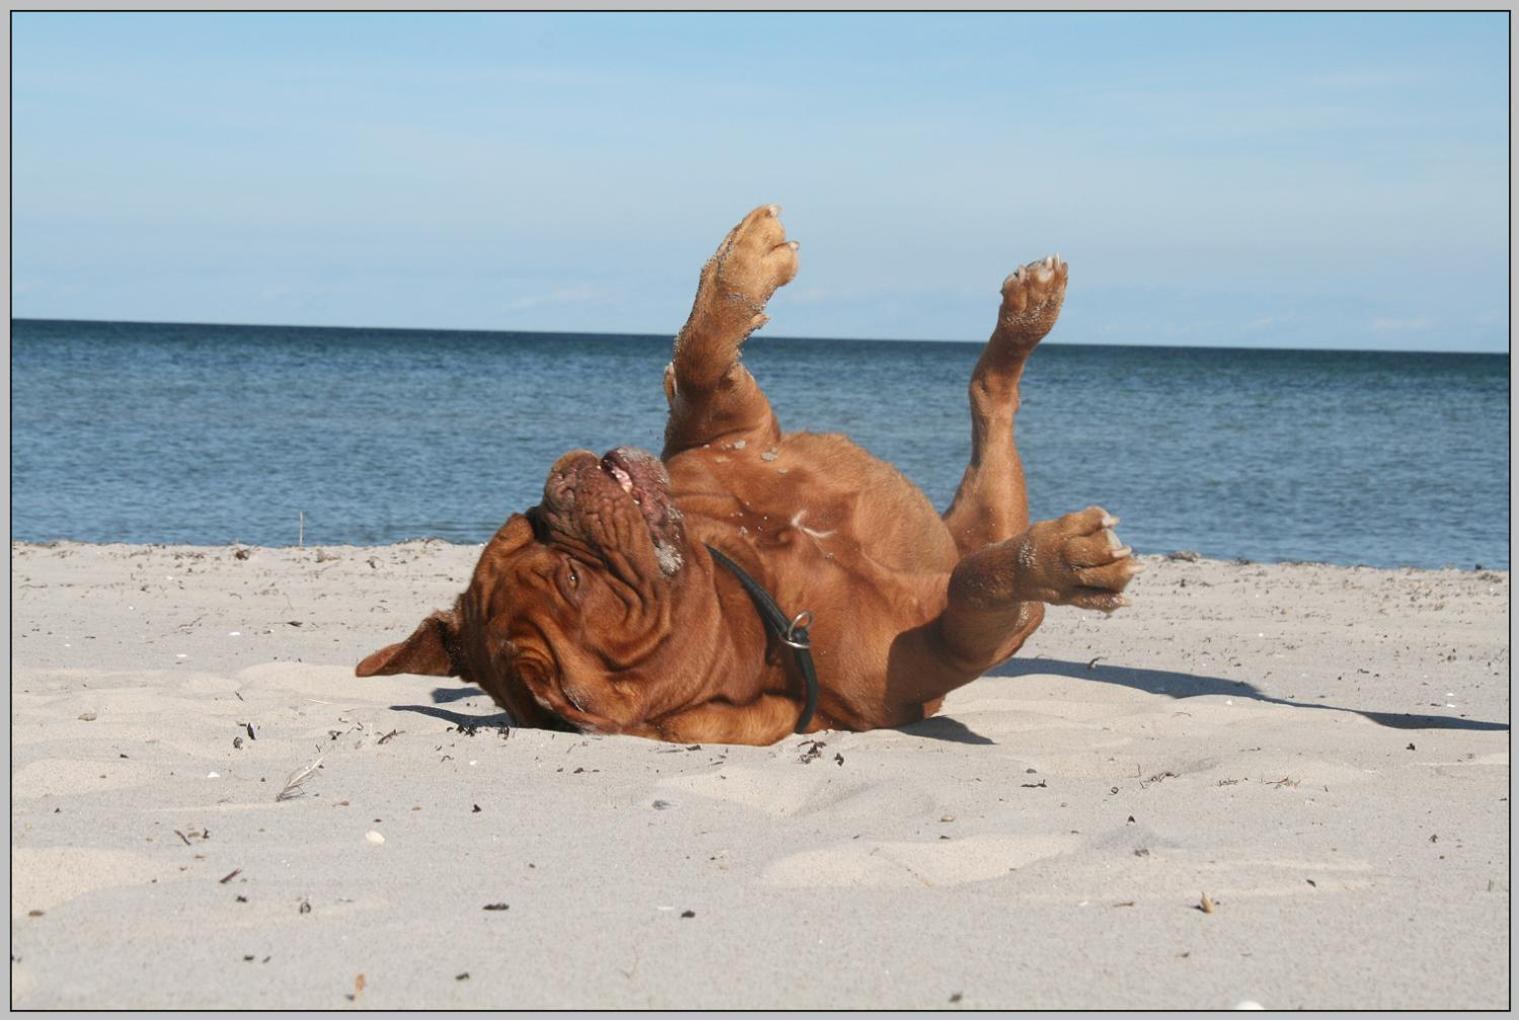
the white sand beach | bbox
[9,542,1510,1009]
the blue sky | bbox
[12,12,1509,351]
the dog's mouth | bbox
[544,447,685,577]
[600,447,685,575]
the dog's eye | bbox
[554,558,582,603]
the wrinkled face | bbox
[356,446,690,733]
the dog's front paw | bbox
[1018,506,1139,612]
[700,204,800,333]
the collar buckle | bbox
[782,609,813,649]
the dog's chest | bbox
[675,463,854,559]
[666,431,956,576]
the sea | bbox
[10,319,1510,570]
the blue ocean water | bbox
[10,319,1510,569]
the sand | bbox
[9,541,1510,1009]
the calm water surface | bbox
[11,319,1509,569]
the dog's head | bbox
[356,446,693,732]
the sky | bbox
[11,12,1510,351]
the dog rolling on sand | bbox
[357,205,1139,745]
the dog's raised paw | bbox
[995,254,1068,350]
[703,204,801,331]
[1027,505,1141,613]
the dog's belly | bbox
[666,431,960,729]
[668,430,957,576]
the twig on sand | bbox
[796,739,826,764]
[1141,770,1179,789]
[276,756,323,802]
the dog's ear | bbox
[355,610,460,677]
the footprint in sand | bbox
[762,834,1082,889]
[1018,850,1375,903]
[1419,751,1508,768]
[12,847,166,916]
[236,661,364,695]
[13,757,160,800]
[654,765,939,820]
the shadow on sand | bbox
[894,715,996,746]
[986,657,1509,733]
[388,702,511,729]
[390,658,1508,743]
[428,685,482,705]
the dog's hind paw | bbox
[994,254,1068,354]
[702,204,801,334]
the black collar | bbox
[706,544,819,734]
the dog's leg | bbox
[884,506,1138,715]
[941,256,1067,555]
[639,693,805,746]
[661,205,799,457]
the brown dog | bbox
[357,205,1139,745]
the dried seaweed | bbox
[276,756,323,802]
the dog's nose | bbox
[549,449,598,476]
[543,449,599,508]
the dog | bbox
[356,205,1139,745]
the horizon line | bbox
[10,315,1509,358]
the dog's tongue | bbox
[601,448,664,495]
[600,447,684,575]
[600,450,638,494]
[605,460,634,494]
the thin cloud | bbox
[507,284,612,311]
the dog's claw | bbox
[1033,506,1140,612]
